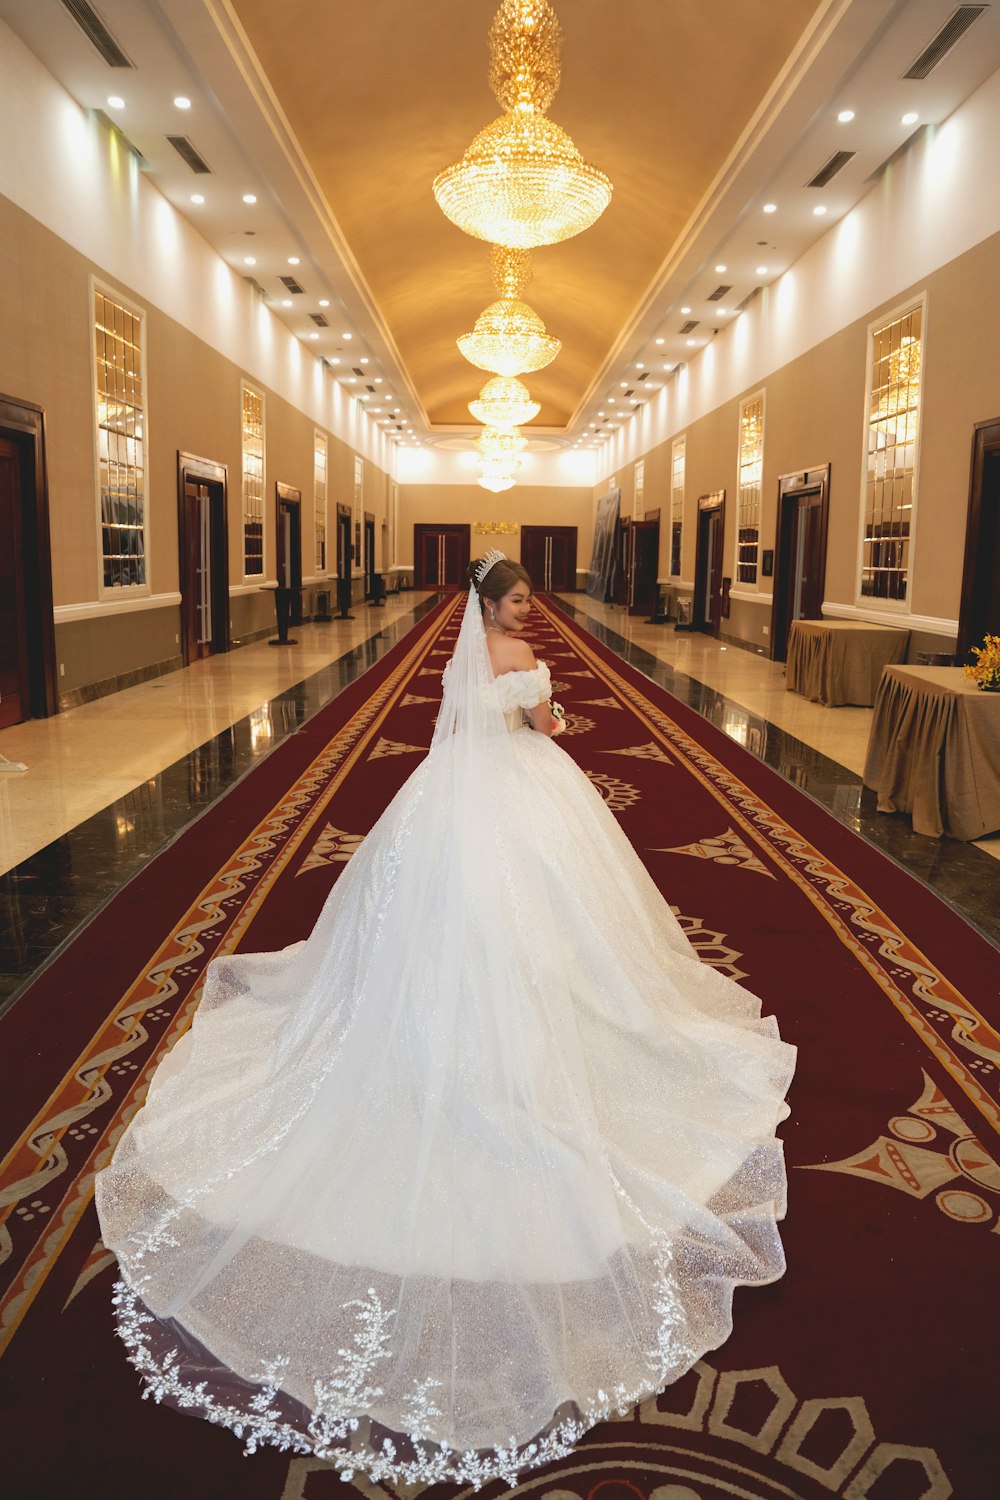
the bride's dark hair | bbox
[466,557,533,607]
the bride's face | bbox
[494,582,532,633]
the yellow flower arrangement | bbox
[963,634,1000,691]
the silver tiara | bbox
[474,549,506,587]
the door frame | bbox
[0,393,57,718]
[958,417,1000,657]
[413,523,471,588]
[770,463,830,661]
[364,510,376,596]
[692,490,726,636]
[176,451,230,667]
[520,525,577,591]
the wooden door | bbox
[612,518,630,604]
[958,419,1000,657]
[693,492,726,635]
[520,526,577,591]
[771,465,830,661]
[628,517,660,616]
[0,436,28,728]
[178,461,229,665]
[364,513,376,597]
[413,525,470,588]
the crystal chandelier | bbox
[469,375,540,427]
[477,456,520,493]
[433,0,612,249]
[476,425,527,458]
[458,245,560,375]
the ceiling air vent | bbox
[309,313,329,327]
[59,0,133,67]
[903,6,986,78]
[279,275,304,294]
[166,135,211,174]
[679,319,699,335]
[637,370,650,380]
[352,366,365,376]
[806,150,856,188]
[623,388,635,398]
[707,284,732,302]
[366,384,377,393]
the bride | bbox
[96,551,796,1489]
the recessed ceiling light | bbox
[681,306,691,315]
[173,96,192,110]
[342,332,352,340]
[360,393,369,400]
[318,299,329,307]
[655,337,665,346]
[308,332,319,340]
[190,193,204,205]
[763,202,777,214]
[837,109,855,123]
[360,357,369,364]
[756,265,768,275]
[901,111,919,125]
[813,205,828,216]
[686,338,697,346]
[288,256,300,266]
[347,377,357,384]
[243,256,256,265]
[328,356,340,365]
[620,381,628,388]
[715,264,727,273]
[107,95,125,109]
[371,408,381,414]
[598,410,605,417]
[663,363,673,372]
[242,193,256,205]
[608,397,616,404]
[716,308,728,315]
[281,298,292,307]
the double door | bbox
[414,525,470,588]
[520,526,576,591]
[771,466,830,661]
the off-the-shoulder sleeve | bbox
[503,661,551,710]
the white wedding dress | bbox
[96,584,796,1490]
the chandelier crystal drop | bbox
[432,0,612,249]
[476,425,527,458]
[458,298,560,375]
[468,375,540,427]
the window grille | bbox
[314,431,328,572]
[670,437,685,576]
[95,288,146,589]
[737,394,764,585]
[861,306,922,602]
[242,384,264,577]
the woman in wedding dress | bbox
[96,551,796,1489]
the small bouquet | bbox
[963,634,1000,692]
[550,700,567,736]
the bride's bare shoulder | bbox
[489,637,537,675]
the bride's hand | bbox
[551,717,566,737]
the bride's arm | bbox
[525,699,561,737]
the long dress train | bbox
[95,587,796,1489]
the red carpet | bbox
[1,592,996,1499]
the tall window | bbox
[95,287,146,590]
[670,436,685,576]
[861,304,922,602]
[314,431,328,572]
[242,384,264,577]
[737,393,764,585]
[633,459,645,520]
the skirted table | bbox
[786,619,911,706]
[863,665,1000,839]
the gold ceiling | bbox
[231,0,824,428]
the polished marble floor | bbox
[1,588,997,1015]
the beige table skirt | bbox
[863,666,1000,839]
[786,619,910,707]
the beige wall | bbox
[398,485,594,575]
[598,228,1000,650]
[0,191,392,695]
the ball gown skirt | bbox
[95,662,797,1489]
